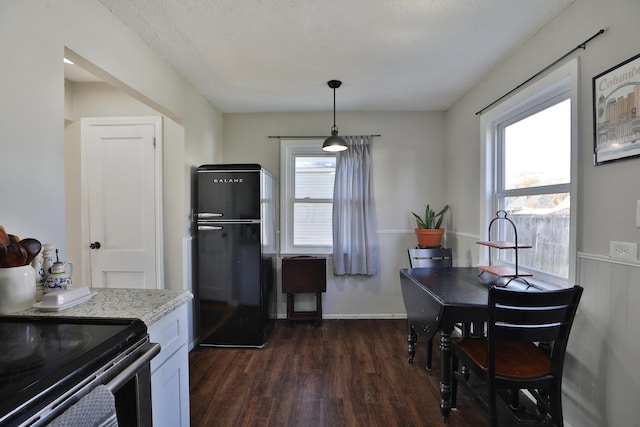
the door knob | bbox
[89,242,101,249]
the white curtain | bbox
[332,135,378,275]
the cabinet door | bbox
[149,304,190,427]
[196,168,261,220]
[151,351,189,427]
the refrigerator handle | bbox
[198,225,224,231]
[198,213,223,219]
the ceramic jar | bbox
[31,252,45,302]
[0,265,36,314]
[42,244,56,279]
[43,261,74,293]
[31,252,45,284]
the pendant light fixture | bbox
[322,80,348,152]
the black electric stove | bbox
[0,316,148,426]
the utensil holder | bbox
[0,265,36,314]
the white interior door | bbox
[81,117,163,289]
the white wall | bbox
[1,0,222,347]
[63,82,187,295]
[445,0,640,425]
[0,0,222,259]
[223,111,446,317]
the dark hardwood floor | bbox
[189,319,489,426]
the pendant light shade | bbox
[322,80,348,152]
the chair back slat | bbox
[492,287,578,307]
[495,305,571,325]
[408,248,453,268]
[495,323,564,342]
[488,285,583,373]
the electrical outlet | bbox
[610,241,638,260]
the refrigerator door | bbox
[196,165,261,221]
[197,222,266,347]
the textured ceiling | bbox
[97,0,574,113]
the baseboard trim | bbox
[275,313,407,320]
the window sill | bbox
[280,252,332,258]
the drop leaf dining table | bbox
[399,267,493,422]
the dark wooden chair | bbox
[407,247,454,369]
[451,285,583,427]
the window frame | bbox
[480,59,578,288]
[280,139,335,255]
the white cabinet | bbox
[149,303,190,427]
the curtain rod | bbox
[475,28,606,116]
[268,135,381,139]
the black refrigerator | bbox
[193,164,277,347]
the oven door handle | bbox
[106,342,161,392]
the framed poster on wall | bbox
[593,52,640,165]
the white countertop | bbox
[12,288,193,326]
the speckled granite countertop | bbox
[12,288,193,326]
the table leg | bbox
[440,329,452,422]
[286,293,294,327]
[315,292,323,326]
[407,321,416,363]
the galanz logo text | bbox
[212,178,244,183]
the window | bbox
[481,59,577,287]
[280,140,335,254]
[497,98,571,279]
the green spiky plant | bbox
[412,204,450,229]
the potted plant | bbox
[412,204,449,248]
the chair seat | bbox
[456,338,551,379]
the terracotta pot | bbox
[414,228,445,248]
[0,265,36,314]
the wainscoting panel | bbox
[563,253,640,427]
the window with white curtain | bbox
[481,59,578,287]
[280,140,335,254]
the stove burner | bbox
[0,324,94,389]
[39,324,93,353]
[0,351,45,386]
